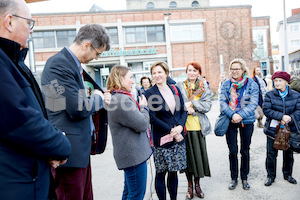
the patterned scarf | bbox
[113,89,140,110]
[184,78,205,101]
[256,75,267,100]
[229,73,247,110]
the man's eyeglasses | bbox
[90,44,101,57]
[12,14,35,30]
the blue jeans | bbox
[266,137,294,180]
[226,123,254,181]
[122,161,147,200]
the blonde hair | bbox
[106,65,130,93]
[229,58,249,77]
[150,61,169,75]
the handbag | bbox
[214,112,230,136]
[273,124,290,150]
[289,115,300,153]
[83,70,108,155]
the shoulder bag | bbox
[289,115,300,153]
[214,112,230,136]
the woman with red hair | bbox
[176,62,212,199]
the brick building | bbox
[30,4,271,92]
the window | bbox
[125,27,146,44]
[56,30,76,48]
[125,25,165,44]
[107,27,119,45]
[290,24,299,32]
[170,23,204,42]
[32,30,76,49]
[147,26,165,42]
[147,2,154,9]
[169,1,177,9]
[291,40,300,47]
[191,1,199,7]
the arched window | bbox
[191,1,199,8]
[147,2,154,9]
[169,1,177,9]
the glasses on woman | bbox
[12,14,35,30]
[230,68,242,71]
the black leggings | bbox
[155,171,178,200]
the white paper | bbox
[270,119,279,128]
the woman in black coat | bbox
[262,71,300,187]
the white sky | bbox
[27,0,299,45]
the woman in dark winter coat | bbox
[262,71,300,187]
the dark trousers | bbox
[266,137,294,180]
[155,171,178,200]
[54,162,93,200]
[122,161,147,200]
[226,123,254,181]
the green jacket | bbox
[290,77,300,93]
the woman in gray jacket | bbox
[106,65,152,200]
[176,62,212,199]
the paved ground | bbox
[91,100,300,200]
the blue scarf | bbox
[278,86,288,102]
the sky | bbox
[27,0,299,45]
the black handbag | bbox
[83,70,108,155]
[289,115,300,153]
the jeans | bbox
[226,123,254,181]
[266,137,294,180]
[122,161,147,200]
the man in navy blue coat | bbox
[42,24,110,200]
[0,0,72,199]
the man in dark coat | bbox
[42,24,110,200]
[0,0,72,199]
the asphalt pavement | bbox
[91,100,300,200]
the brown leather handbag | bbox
[273,124,290,150]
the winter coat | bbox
[108,93,152,169]
[219,77,259,124]
[0,37,71,200]
[262,87,300,139]
[176,80,213,136]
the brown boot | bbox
[186,180,193,199]
[194,178,204,198]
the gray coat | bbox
[176,80,213,136]
[108,93,152,170]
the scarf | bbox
[229,73,247,110]
[278,86,288,102]
[184,78,205,101]
[113,89,140,110]
[256,75,267,100]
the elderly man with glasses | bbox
[0,0,72,199]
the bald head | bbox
[0,0,33,49]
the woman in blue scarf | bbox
[262,71,300,187]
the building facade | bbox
[277,8,300,71]
[31,5,271,92]
[126,0,210,10]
